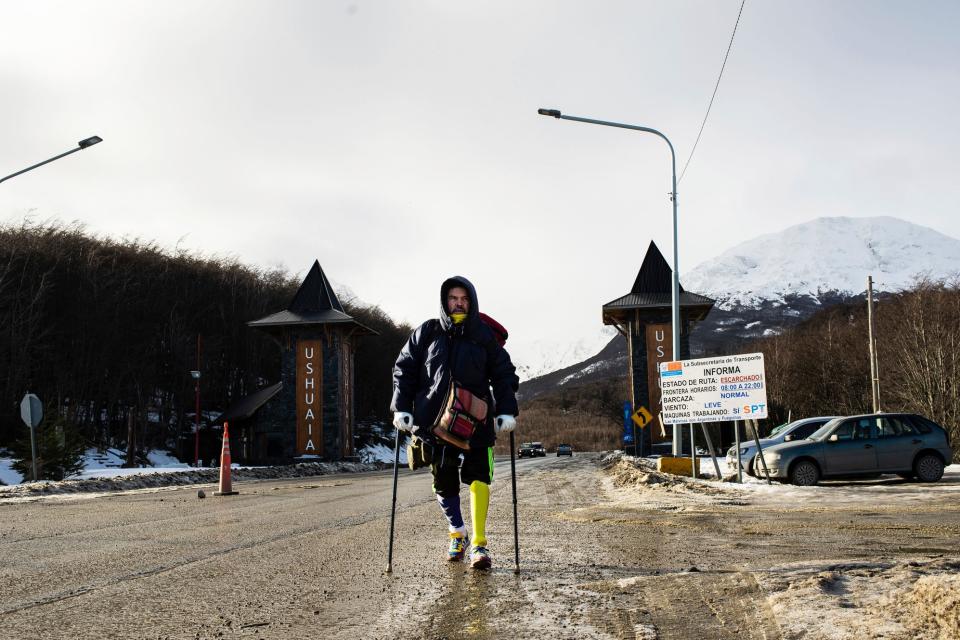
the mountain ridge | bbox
[518,216,960,401]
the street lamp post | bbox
[0,136,103,185]
[538,108,683,454]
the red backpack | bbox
[479,312,508,347]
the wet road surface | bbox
[1,453,958,639]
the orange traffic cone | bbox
[214,421,239,496]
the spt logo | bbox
[661,361,683,378]
[742,403,766,414]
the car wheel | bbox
[789,460,820,486]
[914,454,944,482]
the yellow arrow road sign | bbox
[631,406,653,429]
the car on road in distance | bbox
[726,416,838,475]
[556,443,573,457]
[518,442,546,458]
[759,413,953,486]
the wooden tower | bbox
[239,260,377,462]
[602,241,714,453]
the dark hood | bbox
[439,276,481,333]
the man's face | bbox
[446,286,470,315]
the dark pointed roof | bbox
[631,241,683,295]
[603,241,714,323]
[290,260,344,314]
[248,260,378,334]
[215,382,282,423]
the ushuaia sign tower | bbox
[602,241,714,453]
[218,260,377,463]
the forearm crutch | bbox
[386,426,401,573]
[509,430,520,573]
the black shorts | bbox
[431,445,494,496]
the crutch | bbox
[386,426,401,573]
[509,431,520,573]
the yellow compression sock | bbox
[469,480,490,547]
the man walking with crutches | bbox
[389,276,519,570]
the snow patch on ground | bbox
[1,442,400,488]
[760,558,960,640]
[0,448,195,486]
[358,441,408,465]
[70,448,193,481]
[0,453,23,486]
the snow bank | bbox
[0,459,384,500]
[760,558,960,640]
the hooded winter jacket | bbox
[390,276,519,448]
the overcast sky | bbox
[3,1,959,358]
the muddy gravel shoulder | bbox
[390,453,960,640]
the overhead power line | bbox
[678,0,746,185]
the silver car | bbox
[726,416,837,475]
[760,413,954,486]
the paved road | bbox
[1,453,958,639]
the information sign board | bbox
[658,353,768,425]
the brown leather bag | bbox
[431,381,488,450]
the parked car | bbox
[726,416,838,475]
[556,443,573,457]
[758,413,953,486]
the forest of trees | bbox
[3,219,957,475]
[0,220,410,468]
[756,278,959,450]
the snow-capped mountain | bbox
[519,216,960,399]
[511,326,619,382]
[683,216,960,310]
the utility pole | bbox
[866,276,880,413]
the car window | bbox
[832,421,856,441]
[811,418,844,440]
[768,422,792,436]
[792,423,821,439]
[908,415,943,435]
[854,418,878,439]
[877,417,916,437]
[831,418,876,441]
